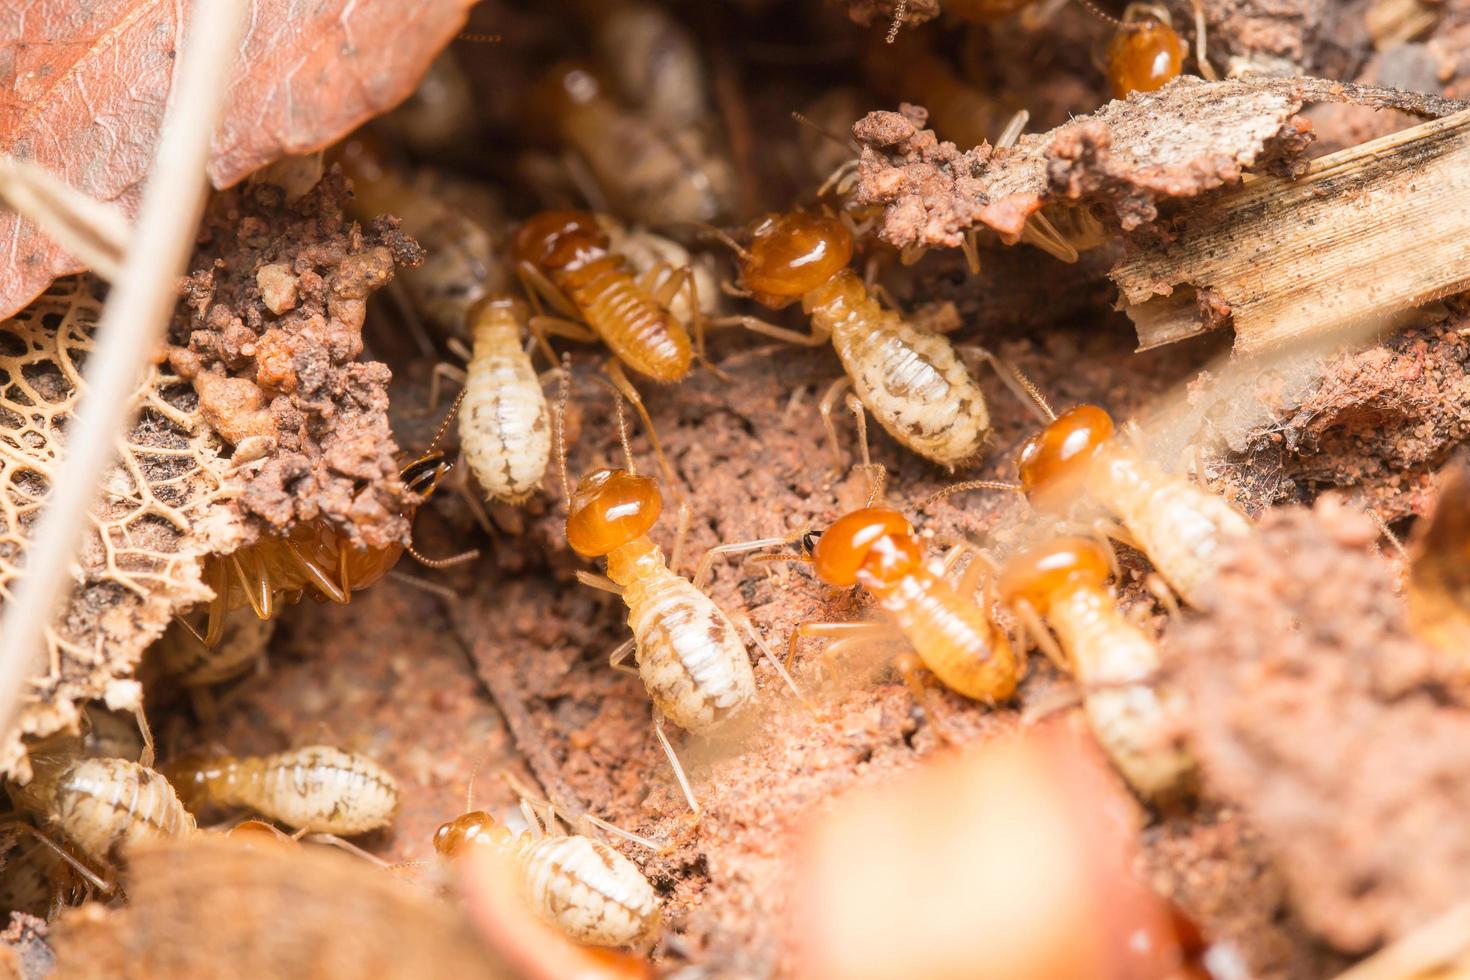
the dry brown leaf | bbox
[0,0,476,321]
[1408,455,1470,657]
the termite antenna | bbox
[1365,507,1409,559]
[1072,0,1127,28]
[1190,0,1218,79]
[406,542,481,570]
[679,221,751,261]
[554,352,573,510]
[426,387,468,455]
[920,480,1024,510]
[885,0,909,43]
[608,383,637,476]
[455,32,502,43]
[791,111,857,153]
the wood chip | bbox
[1113,108,1470,352]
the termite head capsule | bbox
[812,507,922,589]
[1105,9,1187,100]
[566,468,663,557]
[997,536,1112,614]
[401,449,452,498]
[1016,404,1116,512]
[512,210,610,274]
[433,811,512,859]
[526,60,604,136]
[739,212,854,308]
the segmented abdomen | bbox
[1090,447,1253,608]
[622,566,755,733]
[223,746,400,835]
[50,759,196,865]
[557,255,691,381]
[518,834,660,947]
[1049,589,1194,799]
[875,568,1018,702]
[405,209,498,334]
[461,310,550,502]
[810,271,989,468]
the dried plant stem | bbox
[0,2,249,746]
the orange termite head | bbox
[1105,10,1187,99]
[226,820,297,851]
[812,507,923,590]
[1016,404,1115,512]
[739,212,854,307]
[997,536,1111,615]
[512,210,610,274]
[525,59,605,136]
[565,468,663,557]
[433,811,512,859]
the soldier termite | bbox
[167,745,400,837]
[997,536,1195,799]
[709,211,996,470]
[433,773,663,949]
[932,400,1253,609]
[526,61,735,227]
[189,426,470,648]
[800,506,1020,704]
[1102,4,1190,98]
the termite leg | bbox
[285,541,349,605]
[1019,212,1080,264]
[603,359,679,499]
[670,498,693,576]
[574,812,670,854]
[131,706,156,768]
[817,159,860,199]
[651,709,701,814]
[954,345,1055,423]
[707,314,830,347]
[1014,599,1069,671]
[298,833,391,868]
[576,570,624,595]
[428,362,467,414]
[1145,572,1182,621]
[0,823,113,895]
[893,650,955,742]
[736,615,812,713]
[560,150,612,215]
[520,798,548,840]
[1191,0,1219,80]
[790,620,891,668]
[516,261,583,321]
[1093,516,1142,553]
[692,535,795,592]
[608,638,638,676]
[818,377,854,472]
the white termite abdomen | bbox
[517,833,661,947]
[460,300,551,503]
[806,270,989,468]
[621,562,756,734]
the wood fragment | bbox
[1112,108,1470,352]
[1406,454,1470,658]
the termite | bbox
[556,382,803,811]
[167,745,400,836]
[335,135,507,340]
[581,0,708,130]
[155,606,276,688]
[998,536,1194,799]
[934,400,1253,609]
[790,505,1020,704]
[0,828,92,918]
[433,776,662,949]
[192,429,470,647]
[527,61,734,227]
[513,209,712,484]
[7,754,195,876]
[1103,4,1189,98]
[710,211,995,470]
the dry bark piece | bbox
[0,0,477,322]
[171,173,419,551]
[50,837,506,979]
[0,277,231,778]
[1407,454,1470,656]
[853,76,1467,252]
[1114,108,1470,352]
[1172,499,1470,953]
[0,913,54,980]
